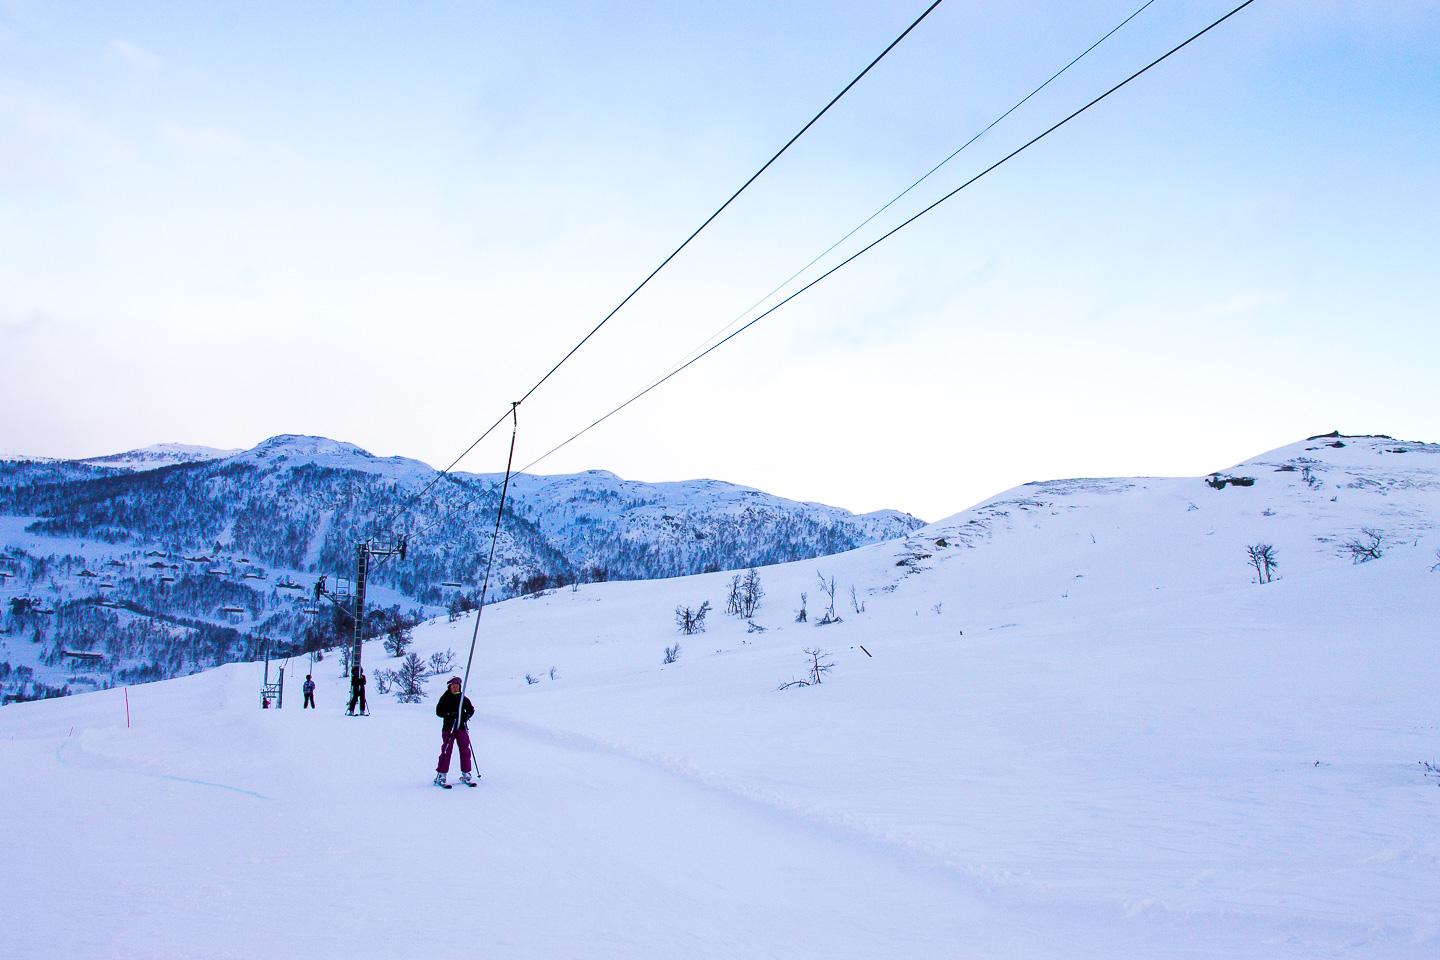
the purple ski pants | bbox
[436,728,473,774]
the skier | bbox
[302,674,316,709]
[433,676,476,788]
[347,667,367,715]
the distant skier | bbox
[433,676,476,788]
[347,667,367,715]
[302,674,316,709]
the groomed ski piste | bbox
[2,435,1437,959]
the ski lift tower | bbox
[316,537,406,681]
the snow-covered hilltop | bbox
[1,431,1435,958]
[78,442,243,471]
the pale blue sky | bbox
[2,1,1437,519]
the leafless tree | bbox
[1430,549,1440,573]
[394,652,429,703]
[739,568,764,619]
[1342,528,1386,564]
[815,572,841,625]
[777,648,834,690]
[849,584,865,614]
[1246,544,1279,584]
[675,600,711,636]
[795,592,807,624]
[804,647,834,685]
[663,643,681,664]
[383,621,413,658]
[724,574,743,616]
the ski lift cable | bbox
[643,0,1160,389]
[511,0,948,411]
[379,0,1252,563]
[515,0,1258,478]
[367,0,1158,558]
[455,404,520,727]
[371,0,949,538]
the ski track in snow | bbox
[54,735,271,800]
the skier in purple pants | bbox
[433,676,476,787]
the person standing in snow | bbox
[433,676,476,787]
[302,675,316,709]
[347,667,367,715]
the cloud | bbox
[106,38,162,73]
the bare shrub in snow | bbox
[524,673,539,685]
[805,647,834,685]
[1246,544,1279,584]
[1430,549,1440,573]
[1342,528,1386,563]
[675,600,711,636]
[725,574,743,617]
[663,643,681,664]
[428,648,456,676]
[778,648,832,690]
[549,666,559,680]
[795,592,807,623]
[849,584,865,615]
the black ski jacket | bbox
[435,689,475,732]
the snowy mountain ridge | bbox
[78,443,243,471]
[0,434,924,698]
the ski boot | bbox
[458,771,476,787]
[433,772,450,789]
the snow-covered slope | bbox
[1,433,1436,958]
